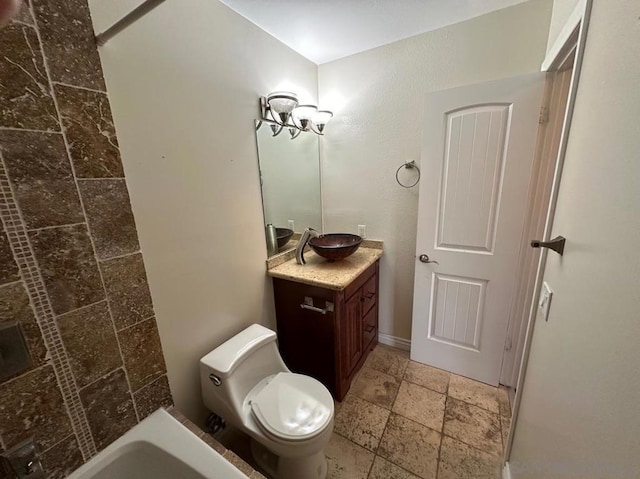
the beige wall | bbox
[318,0,553,340]
[88,0,318,422]
[546,0,580,52]
[509,1,640,476]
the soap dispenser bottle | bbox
[266,224,278,256]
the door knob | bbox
[531,236,566,256]
[419,254,439,265]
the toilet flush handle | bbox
[209,374,221,386]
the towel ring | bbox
[396,160,421,188]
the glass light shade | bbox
[312,110,333,133]
[267,92,298,124]
[292,104,318,130]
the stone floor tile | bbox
[326,433,375,479]
[334,394,391,451]
[377,414,440,479]
[500,413,512,450]
[443,398,502,457]
[448,375,500,414]
[403,361,450,394]
[368,455,421,479]
[349,367,401,410]
[438,436,502,479]
[366,345,410,378]
[497,386,512,418]
[392,381,446,432]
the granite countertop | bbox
[267,246,383,290]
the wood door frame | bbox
[503,0,593,470]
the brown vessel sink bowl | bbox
[308,234,363,262]
[276,228,294,249]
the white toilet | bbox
[200,324,334,479]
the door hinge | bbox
[504,337,513,352]
[539,106,549,124]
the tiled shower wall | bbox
[0,1,172,476]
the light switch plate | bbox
[358,225,366,238]
[288,220,295,231]
[539,281,553,322]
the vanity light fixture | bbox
[312,110,333,134]
[264,91,299,125]
[260,91,333,139]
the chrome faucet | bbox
[295,227,318,264]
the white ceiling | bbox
[219,0,531,64]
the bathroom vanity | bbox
[267,246,382,401]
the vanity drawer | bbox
[345,262,377,300]
[360,274,377,315]
[362,307,377,349]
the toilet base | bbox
[250,438,327,479]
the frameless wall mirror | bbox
[255,120,322,257]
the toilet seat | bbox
[250,373,333,442]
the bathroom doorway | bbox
[410,42,581,390]
[410,73,546,386]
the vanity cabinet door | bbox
[272,278,337,392]
[344,293,363,376]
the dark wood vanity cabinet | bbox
[272,260,379,401]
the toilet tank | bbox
[200,324,289,421]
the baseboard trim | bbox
[377,333,411,351]
[503,462,512,479]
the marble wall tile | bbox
[78,179,140,259]
[0,366,73,451]
[39,434,84,479]
[15,0,34,25]
[56,301,122,388]
[101,253,154,330]
[29,224,104,315]
[79,368,137,451]
[31,0,105,90]
[133,375,173,420]
[0,282,47,372]
[0,230,19,285]
[54,85,123,179]
[0,0,167,469]
[118,318,166,391]
[0,23,58,131]
[0,130,84,229]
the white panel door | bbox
[411,74,544,385]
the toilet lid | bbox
[250,373,333,441]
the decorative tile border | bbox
[0,156,97,459]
